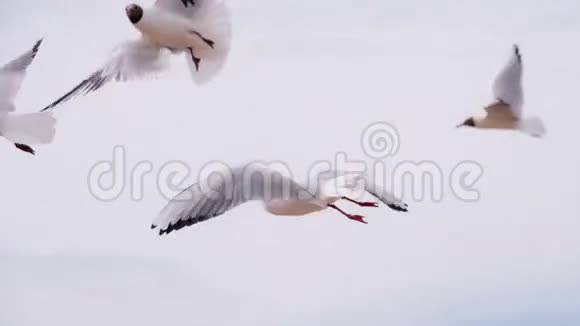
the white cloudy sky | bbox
[1,0,579,325]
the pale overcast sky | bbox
[0,0,579,325]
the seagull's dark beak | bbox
[457,117,475,128]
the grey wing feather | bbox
[491,44,524,118]
[0,39,42,73]
[40,39,166,112]
[0,39,42,103]
[40,69,109,112]
[151,163,316,235]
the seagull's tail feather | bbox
[185,0,232,84]
[518,116,546,138]
[0,112,56,144]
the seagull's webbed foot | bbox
[189,31,215,48]
[203,38,215,48]
[14,143,35,155]
[346,214,368,224]
[329,204,368,224]
[182,0,195,7]
[188,47,201,71]
[342,196,379,208]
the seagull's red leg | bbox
[342,196,379,207]
[328,204,367,224]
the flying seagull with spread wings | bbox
[151,163,409,235]
[0,39,56,155]
[457,44,546,137]
[41,0,231,112]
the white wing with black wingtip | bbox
[491,44,524,118]
[362,176,409,212]
[151,163,317,236]
[315,170,409,212]
[0,39,43,111]
[40,38,168,112]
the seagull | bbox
[0,39,56,155]
[151,163,409,235]
[40,0,232,112]
[457,44,547,137]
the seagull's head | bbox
[456,117,476,128]
[125,4,143,24]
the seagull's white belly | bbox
[136,10,194,49]
[264,200,326,216]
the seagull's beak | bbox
[455,123,464,128]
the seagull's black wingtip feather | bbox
[14,143,36,155]
[154,214,218,236]
[39,69,107,112]
[387,203,409,212]
[30,39,43,59]
[513,43,522,61]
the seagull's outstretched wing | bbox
[491,44,524,118]
[315,169,409,212]
[314,170,366,197]
[362,176,409,212]
[40,39,168,112]
[0,39,42,108]
[152,163,316,235]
